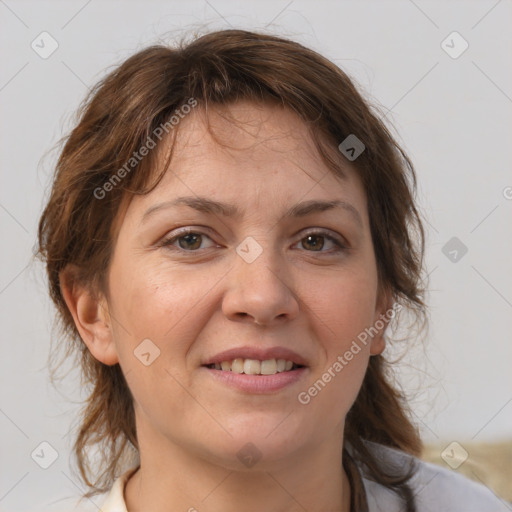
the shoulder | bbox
[97,466,138,512]
[36,468,136,512]
[359,441,510,512]
[37,493,109,512]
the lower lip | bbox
[202,367,308,393]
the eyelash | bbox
[159,228,347,255]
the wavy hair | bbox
[37,28,427,511]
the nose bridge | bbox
[222,235,299,325]
[236,235,280,287]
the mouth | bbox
[201,346,309,392]
[204,358,304,376]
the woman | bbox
[37,29,506,512]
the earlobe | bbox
[369,287,393,356]
[369,332,386,356]
[59,266,119,366]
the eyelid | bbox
[299,228,347,247]
[158,226,348,253]
[157,226,217,249]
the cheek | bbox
[306,265,379,345]
[107,257,215,371]
[107,262,206,427]
[299,267,377,404]
[297,296,373,424]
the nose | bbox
[221,243,299,327]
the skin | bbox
[62,101,392,512]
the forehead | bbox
[175,101,323,160]
[119,101,368,227]
[177,102,347,171]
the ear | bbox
[59,266,119,366]
[369,285,393,356]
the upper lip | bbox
[202,346,308,367]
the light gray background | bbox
[1,1,511,510]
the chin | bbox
[202,416,313,470]
[202,439,306,473]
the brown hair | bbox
[37,28,426,511]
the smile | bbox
[205,358,302,375]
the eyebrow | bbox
[141,196,363,227]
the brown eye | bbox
[301,234,326,251]
[296,231,345,253]
[177,233,203,250]
[161,229,215,251]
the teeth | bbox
[210,358,299,375]
[232,358,244,373]
[260,359,277,375]
[244,359,261,374]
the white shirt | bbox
[42,443,510,511]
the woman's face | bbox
[101,101,390,469]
